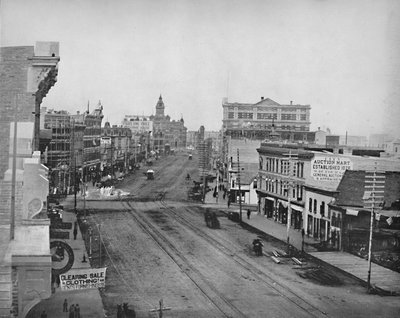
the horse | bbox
[117,303,136,318]
[252,239,263,256]
[123,303,136,318]
[117,304,123,318]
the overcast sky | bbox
[1,0,399,137]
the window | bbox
[298,162,304,178]
[257,113,277,120]
[228,112,234,119]
[313,199,317,213]
[300,114,307,121]
[298,186,303,201]
[238,112,253,119]
[281,114,296,121]
[320,202,325,217]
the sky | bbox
[1,0,400,137]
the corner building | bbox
[257,142,400,248]
[0,42,59,317]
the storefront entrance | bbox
[264,198,274,218]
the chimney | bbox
[261,97,264,100]
[290,101,293,105]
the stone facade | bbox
[222,97,311,140]
[150,95,187,152]
[0,42,59,317]
[71,103,104,183]
[122,115,153,135]
[101,123,133,176]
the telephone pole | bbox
[284,150,298,254]
[72,119,77,214]
[364,164,385,292]
[237,149,243,223]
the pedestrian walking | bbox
[75,304,81,318]
[227,198,230,208]
[73,227,78,240]
[247,209,251,220]
[69,304,75,318]
[56,274,60,287]
[63,299,68,312]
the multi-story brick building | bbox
[40,108,72,194]
[101,122,132,177]
[256,141,400,248]
[0,42,59,317]
[72,102,104,183]
[222,97,311,140]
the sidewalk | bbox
[203,181,400,295]
[27,195,106,317]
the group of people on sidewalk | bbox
[63,298,81,318]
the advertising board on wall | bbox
[59,267,107,291]
[311,156,353,182]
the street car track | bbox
[121,201,247,318]
[151,198,328,318]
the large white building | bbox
[222,97,311,141]
[122,115,153,135]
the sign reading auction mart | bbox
[311,156,353,182]
[60,267,107,291]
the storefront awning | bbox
[346,209,359,216]
[290,205,303,212]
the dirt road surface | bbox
[81,151,400,318]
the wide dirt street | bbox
[82,151,400,318]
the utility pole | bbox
[10,94,19,240]
[72,119,77,214]
[198,141,207,203]
[216,169,219,203]
[83,181,86,219]
[89,227,92,258]
[237,149,242,223]
[364,164,385,293]
[285,150,298,254]
[98,223,102,267]
[111,137,114,178]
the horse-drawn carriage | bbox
[204,209,220,229]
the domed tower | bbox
[155,94,165,118]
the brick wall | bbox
[0,46,36,179]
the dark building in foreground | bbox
[0,42,59,317]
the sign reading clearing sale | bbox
[60,267,107,291]
[311,157,353,182]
